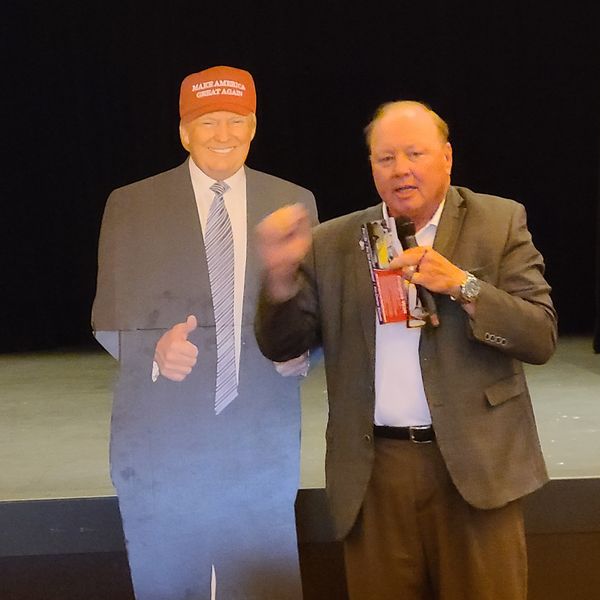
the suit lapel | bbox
[168,159,215,326]
[242,167,273,324]
[433,186,466,259]
[354,204,385,371]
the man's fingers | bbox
[387,247,466,294]
[184,314,198,335]
[387,256,404,270]
[163,346,198,363]
[402,265,417,282]
[270,203,310,231]
[154,317,199,383]
[256,205,312,272]
[280,203,311,237]
[388,247,428,270]
[159,364,194,382]
[256,204,313,302]
[257,204,310,242]
[155,343,198,382]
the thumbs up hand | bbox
[154,315,199,381]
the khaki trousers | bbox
[343,438,527,600]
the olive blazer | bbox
[256,186,557,540]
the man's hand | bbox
[388,247,466,296]
[154,315,199,382]
[256,204,313,302]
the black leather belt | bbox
[373,425,435,443]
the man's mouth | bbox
[210,147,234,154]
[394,185,417,194]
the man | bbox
[255,100,557,599]
[92,66,317,600]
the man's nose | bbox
[391,153,410,176]
[214,122,230,141]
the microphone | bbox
[394,217,440,327]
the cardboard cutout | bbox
[93,160,318,599]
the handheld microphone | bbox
[394,216,440,327]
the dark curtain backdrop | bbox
[2,2,599,352]
[595,152,600,352]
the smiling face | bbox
[369,103,452,230]
[180,111,256,180]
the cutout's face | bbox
[180,111,256,180]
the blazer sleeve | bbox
[466,202,557,364]
[255,248,321,362]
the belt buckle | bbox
[409,425,433,444]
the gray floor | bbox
[1,336,599,502]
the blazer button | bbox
[364,434,372,443]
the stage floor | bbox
[1,336,599,503]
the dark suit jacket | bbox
[256,185,557,540]
[93,159,317,332]
[92,159,318,599]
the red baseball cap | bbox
[179,65,256,124]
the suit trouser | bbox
[343,438,527,600]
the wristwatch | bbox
[452,271,481,304]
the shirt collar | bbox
[188,157,246,191]
[382,198,445,234]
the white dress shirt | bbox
[374,200,445,426]
[188,159,247,378]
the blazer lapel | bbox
[354,204,385,372]
[433,186,466,259]
[169,159,215,326]
[242,167,274,324]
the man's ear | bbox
[179,123,190,151]
[444,142,453,175]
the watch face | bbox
[462,274,480,301]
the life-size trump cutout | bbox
[92,65,318,600]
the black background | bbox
[2,1,599,352]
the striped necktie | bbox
[206,181,237,415]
